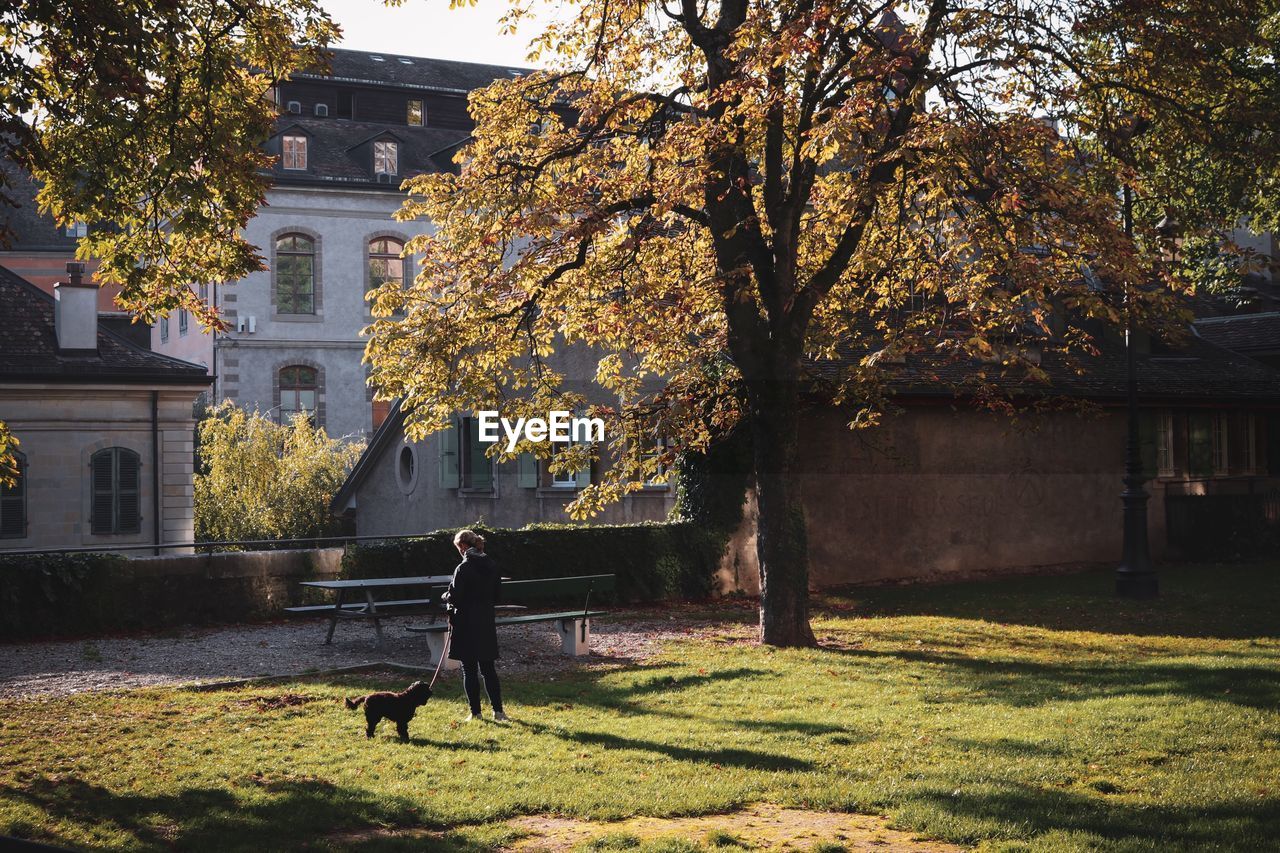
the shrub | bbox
[194,403,363,545]
[341,522,721,604]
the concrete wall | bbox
[212,185,433,441]
[720,406,1173,592]
[0,385,205,551]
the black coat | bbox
[445,548,501,661]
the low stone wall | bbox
[0,548,344,641]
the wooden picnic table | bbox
[295,575,454,647]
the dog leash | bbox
[428,626,453,690]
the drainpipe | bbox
[211,281,219,401]
[152,391,161,556]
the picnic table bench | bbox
[408,573,615,668]
[287,575,453,648]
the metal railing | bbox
[0,532,437,558]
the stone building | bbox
[330,347,676,534]
[0,163,149,350]
[717,329,1280,590]
[0,264,209,552]
[333,318,1280,587]
[150,49,525,440]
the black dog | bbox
[345,680,433,741]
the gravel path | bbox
[0,605,758,700]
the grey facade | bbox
[213,186,432,439]
[332,401,676,536]
[151,49,524,440]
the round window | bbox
[396,443,418,494]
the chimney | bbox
[54,262,98,353]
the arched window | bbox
[90,448,141,535]
[368,238,406,290]
[279,366,318,424]
[275,234,315,314]
[1,451,26,539]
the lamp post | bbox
[1115,183,1158,598]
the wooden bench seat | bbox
[405,609,609,632]
[284,598,435,615]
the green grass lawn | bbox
[2,563,1278,852]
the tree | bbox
[194,403,363,545]
[1064,3,1280,295]
[0,0,337,475]
[366,0,1277,646]
[0,424,17,488]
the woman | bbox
[444,529,507,722]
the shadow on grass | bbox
[515,719,815,773]
[909,776,1280,852]
[827,562,1280,640]
[821,644,1280,711]
[0,774,491,853]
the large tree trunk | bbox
[746,367,817,648]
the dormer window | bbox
[407,99,424,127]
[374,141,398,175]
[282,135,308,170]
[286,100,301,114]
[314,103,329,117]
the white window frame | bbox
[1212,412,1230,475]
[1243,414,1259,474]
[407,99,424,127]
[642,436,671,486]
[1157,411,1175,477]
[374,140,398,175]
[282,135,307,170]
[550,440,578,488]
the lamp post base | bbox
[1115,569,1159,599]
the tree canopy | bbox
[367,0,1279,644]
[1,0,336,325]
[0,0,336,485]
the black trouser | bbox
[460,659,503,715]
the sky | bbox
[322,0,561,68]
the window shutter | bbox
[468,422,493,490]
[1137,411,1156,479]
[0,456,24,538]
[1188,412,1213,478]
[439,418,460,489]
[1269,415,1280,477]
[517,452,538,488]
[91,451,115,534]
[117,450,141,534]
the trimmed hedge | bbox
[0,552,130,639]
[341,521,722,604]
[0,549,342,640]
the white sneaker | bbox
[493,711,509,722]
[462,713,477,722]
